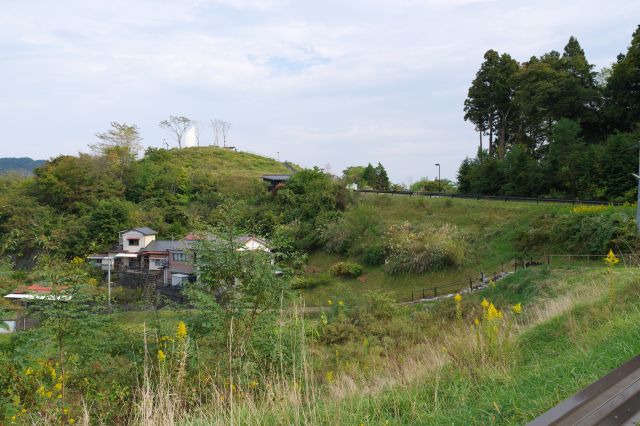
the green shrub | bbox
[362,244,385,265]
[290,274,331,290]
[384,222,467,274]
[516,208,638,255]
[329,261,363,278]
[321,204,383,256]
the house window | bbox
[173,252,187,262]
[128,239,140,246]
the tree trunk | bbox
[499,120,506,160]
[479,129,483,152]
[489,115,494,156]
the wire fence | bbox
[405,253,638,303]
[406,257,548,303]
[355,189,627,206]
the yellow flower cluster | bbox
[157,349,166,362]
[512,303,522,315]
[486,302,503,321]
[604,249,620,267]
[325,371,335,383]
[176,321,188,340]
[572,205,608,214]
[454,293,462,303]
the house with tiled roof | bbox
[88,228,270,288]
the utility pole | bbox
[435,163,441,193]
[107,256,113,310]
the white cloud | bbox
[1,0,639,182]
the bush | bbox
[516,208,639,255]
[329,261,363,278]
[384,222,467,274]
[362,244,385,266]
[320,204,383,257]
[290,274,331,290]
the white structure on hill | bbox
[184,125,198,148]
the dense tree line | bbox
[0,123,347,264]
[459,26,640,202]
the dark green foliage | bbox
[290,274,331,290]
[516,208,639,255]
[343,162,391,190]
[362,244,386,266]
[329,261,363,278]
[460,29,640,202]
[605,25,640,131]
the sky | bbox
[1,1,639,184]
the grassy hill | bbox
[137,146,294,195]
[298,193,636,306]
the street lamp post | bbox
[435,163,441,193]
[633,142,640,233]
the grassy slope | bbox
[213,267,640,425]
[324,268,640,425]
[301,194,636,306]
[144,146,292,195]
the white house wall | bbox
[122,231,156,252]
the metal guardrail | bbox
[355,190,627,206]
[528,354,640,425]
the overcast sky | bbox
[1,1,639,183]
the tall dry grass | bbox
[114,270,620,425]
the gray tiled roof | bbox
[127,227,157,236]
[140,240,195,252]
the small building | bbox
[262,174,291,191]
[3,284,70,332]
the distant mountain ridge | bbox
[0,157,45,175]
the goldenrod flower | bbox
[157,349,166,362]
[176,321,188,340]
[325,371,335,383]
[327,299,333,306]
[481,298,489,309]
[248,380,258,389]
[454,293,462,303]
[604,249,620,267]
[486,303,501,321]
[24,367,32,376]
[474,318,480,326]
[512,303,522,315]
[54,382,62,391]
[338,300,344,307]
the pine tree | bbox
[374,163,390,191]
[605,25,640,131]
[361,163,376,188]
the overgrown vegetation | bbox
[459,28,640,202]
